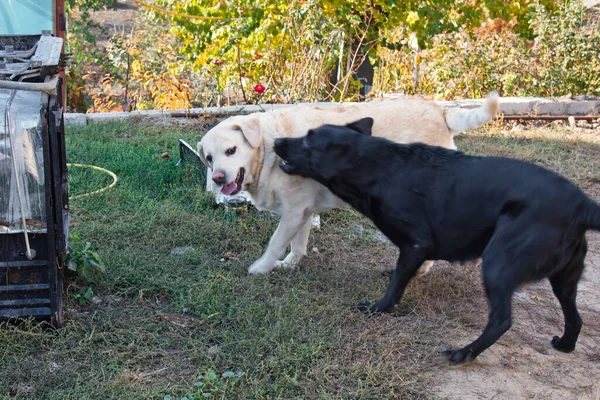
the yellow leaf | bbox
[406,11,419,25]
[131,59,143,75]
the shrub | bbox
[529,1,600,97]
[373,0,600,99]
[66,0,599,109]
[422,18,533,99]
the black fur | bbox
[274,118,600,365]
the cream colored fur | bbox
[198,93,499,274]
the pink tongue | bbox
[221,181,237,195]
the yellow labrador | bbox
[198,94,499,274]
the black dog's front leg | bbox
[358,248,426,313]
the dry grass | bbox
[458,122,600,191]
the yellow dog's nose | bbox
[212,171,225,184]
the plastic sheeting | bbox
[0,0,55,35]
[0,88,47,234]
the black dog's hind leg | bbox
[550,274,583,352]
[550,241,586,352]
[358,248,426,313]
[442,255,517,365]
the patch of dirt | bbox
[92,1,139,47]
[432,230,600,400]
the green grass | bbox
[1,121,599,399]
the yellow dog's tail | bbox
[444,92,500,134]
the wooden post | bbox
[54,0,67,110]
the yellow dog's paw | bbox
[275,253,302,270]
[248,259,276,274]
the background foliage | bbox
[65,0,599,112]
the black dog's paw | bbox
[440,349,476,366]
[551,336,576,353]
[354,302,381,314]
[380,269,395,279]
[355,302,375,314]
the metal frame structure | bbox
[0,31,68,327]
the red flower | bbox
[214,58,224,65]
[253,84,266,94]
[253,53,262,59]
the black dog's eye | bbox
[225,146,236,156]
[206,155,212,163]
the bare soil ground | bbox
[92,1,139,44]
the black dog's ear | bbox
[346,117,373,135]
[320,147,352,180]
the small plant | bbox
[66,233,106,285]
[164,369,243,399]
[73,287,94,305]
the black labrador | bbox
[273,117,600,365]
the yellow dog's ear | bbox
[197,140,208,166]
[232,115,262,148]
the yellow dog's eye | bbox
[206,155,212,163]
[226,146,236,156]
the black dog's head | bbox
[273,117,373,180]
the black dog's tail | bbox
[584,199,600,231]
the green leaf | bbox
[67,260,78,271]
[84,287,94,301]
[221,371,235,378]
